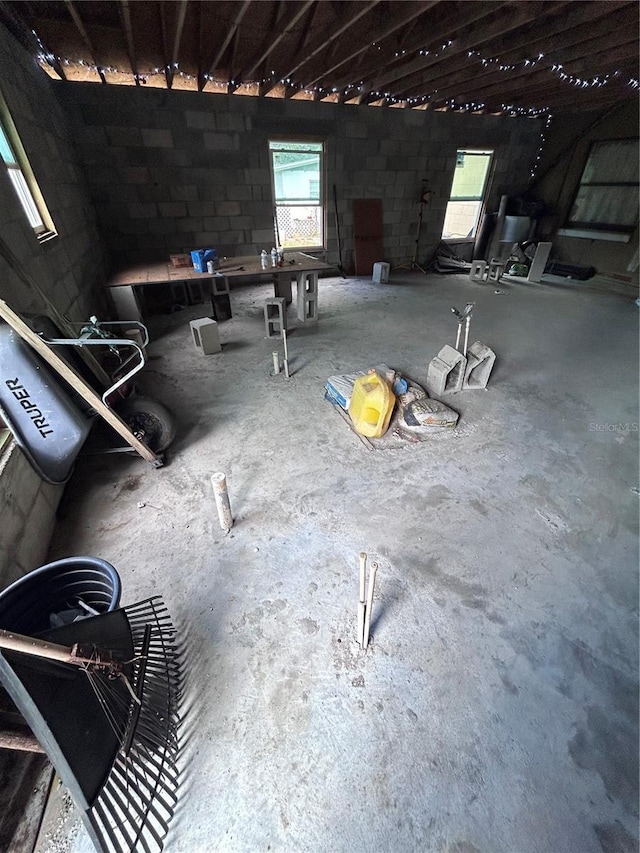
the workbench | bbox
[106,252,333,324]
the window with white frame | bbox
[0,96,55,241]
[562,138,639,242]
[442,149,493,240]
[269,140,324,250]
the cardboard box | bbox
[170,254,192,268]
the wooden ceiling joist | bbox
[332,1,498,93]
[371,1,545,95]
[233,0,315,90]
[64,0,106,83]
[275,0,380,87]
[398,16,637,104]
[119,0,138,84]
[303,0,437,90]
[198,0,251,91]
[0,0,635,114]
[400,25,638,107]
[159,0,188,89]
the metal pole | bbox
[363,561,378,650]
[358,552,367,647]
[463,315,471,356]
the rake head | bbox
[0,596,183,853]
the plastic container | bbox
[260,249,268,269]
[270,248,278,266]
[0,557,121,633]
[348,371,395,438]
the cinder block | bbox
[463,341,496,390]
[296,272,318,322]
[487,259,505,281]
[211,275,230,296]
[141,128,173,148]
[264,297,287,338]
[426,345,467,395]
[190,317,221,355]
[372,262,390,284]
[469,260,487,282]
[274,275,293,304]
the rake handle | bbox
[0,627,76,664]
[0,627,120,672]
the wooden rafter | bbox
[399,19,638,104]
[304,0,437,90]
[293,1,319,56]
[276,0,380,85]
[393,2,631,103]
[64,0,105,83]
[254,0,290,83]
[119,0,139,85]
[227,26,241,88]
[0,2,68,81]
[199,0,251,90]
[171,0,188,83]
[234,0,316,89]
[371,1,543,94]
[1,0,636,114]
[160,0,188,89]
[332,0,499,92]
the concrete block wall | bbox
[0,444,61,588]
[0,24,109,319]
[0,24,109,587]
[55,83,542,273]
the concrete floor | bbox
[41,271,638,853]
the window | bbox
[442,149,493,240]
[561,138,639,242]
[0,93,55,241]
[269,140,324,250]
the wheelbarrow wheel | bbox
[117,396,176,452]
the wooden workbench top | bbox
[107,252,333,287]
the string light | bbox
[528,113,554,183]
[37,44,636,114]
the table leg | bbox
[274,274,293,304]
[296,271,319,322]
[109,285,143,322]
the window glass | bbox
[0,100,54,239]
[442,149,493,240]
[567,138,639,233]
[269,140,324,250]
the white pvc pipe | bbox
[211,472,233,531]
[272,352,280,374]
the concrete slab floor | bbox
[39,272,638,853]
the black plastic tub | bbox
[0,557,121,633]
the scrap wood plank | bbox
[0,299,162,466]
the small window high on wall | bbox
[0,93,56,241]
[561,138,639,242]
[442,150,493,241]
[269,140,324,250]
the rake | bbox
[0,597,183,853]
